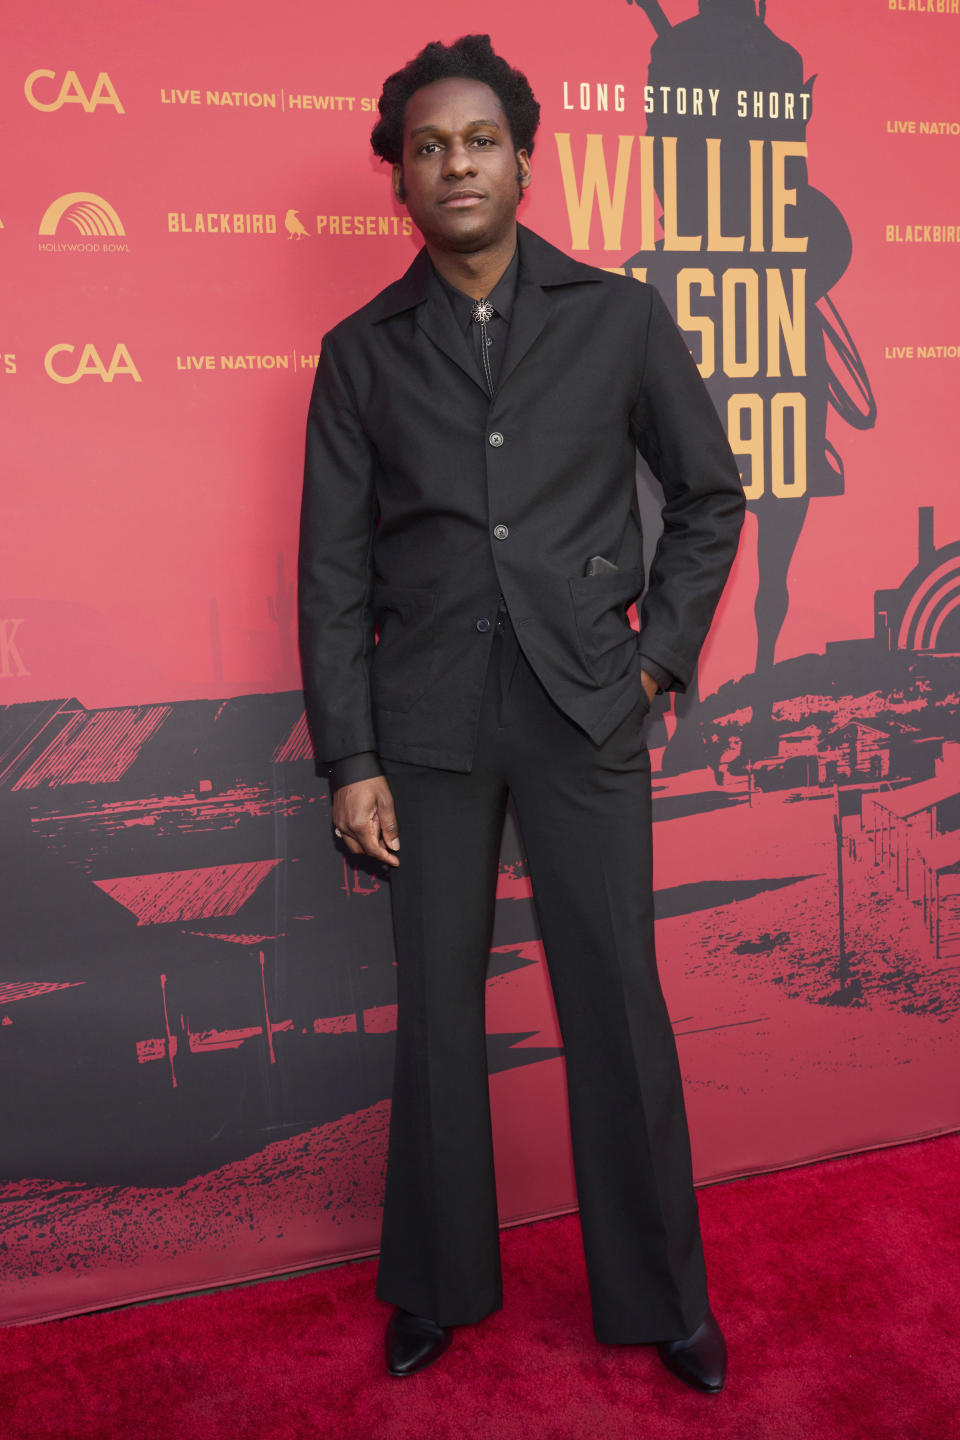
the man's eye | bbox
[473,136,493,146]
[419,141,440,154]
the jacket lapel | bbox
[415,283,489,398]
[497,280,551,392]
[369,224,602,398]
[498,225,603,391]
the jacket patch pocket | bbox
[371,583,439,713]
[568,563,645,688]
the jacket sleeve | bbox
[328,750,384,791]
[637,653,673,694]
[298,332,380,769]
[629,285,746,690]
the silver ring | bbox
[334,827,342,838]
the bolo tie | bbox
[472,297,496,396]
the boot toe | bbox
[656,1308,727,1393]
[385,1307,453,1377]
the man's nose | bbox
[442,142,477,178]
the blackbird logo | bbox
[284,209,308,240]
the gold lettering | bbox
[765,269,806,378]
[555,132,635,250]
[771,141,808,253]
[721,269,760,378]
[706,139,745,251]
[677,268,716,378]
[661,137,701,251]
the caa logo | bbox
[25,70,124,113]
[44,344,142,384]
[39,193,125,237]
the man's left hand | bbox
[641,669,658,704]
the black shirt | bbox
[433,245,519,395]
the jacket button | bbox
[476,617,491,632]
[493,524,509,540]
[488,431,504,447]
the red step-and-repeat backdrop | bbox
[2,0,959,1325]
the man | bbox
[298,34,746,1393]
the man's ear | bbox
[516,149,532,192]
[392,163,407,204]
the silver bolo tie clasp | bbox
[472,298,495,396]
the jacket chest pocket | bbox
[371,583,439,712]
[567,563,644,687]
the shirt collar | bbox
[432,246,519,332]
[367,225,603,325]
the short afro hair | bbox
[371,34,541,166]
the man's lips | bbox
[439,190,486,207]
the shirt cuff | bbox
[637,653,674,693]
[328,750,384,791]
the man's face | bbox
[393,77,531,254]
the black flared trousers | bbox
[374,607,710,1342]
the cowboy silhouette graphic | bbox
[625,0,876,768]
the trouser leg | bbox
[374,646,510,1327]
[503,627,709,1343]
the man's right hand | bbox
[332,775,401,868]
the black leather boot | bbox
[656,1308,727,1392]
[385,1307,453,1377]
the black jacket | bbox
[298,224,745,773]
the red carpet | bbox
[1,1133,958,1440]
